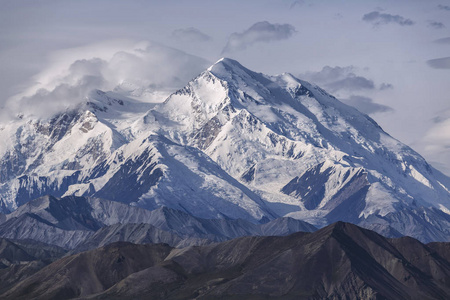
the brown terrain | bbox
[1,222,449,299]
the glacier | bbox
[0,58,449,243]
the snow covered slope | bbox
[142,58,450,241]
[1,58,450,242]
[0,131,274,223]
[0,90,148,210]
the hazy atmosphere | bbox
[1,0,449,175]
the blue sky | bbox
[1,0,450,174]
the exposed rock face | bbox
[70,223,210,253]
[1,242,172,300]
[0,238,66,294]
[1,222,449,299]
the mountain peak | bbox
[209,57,243,69]
[1,58,450,243]
[207,57,255,80]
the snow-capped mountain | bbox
[0,89,275,222]
[1,58,450,242]
[142,58,450,241]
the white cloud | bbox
[423,109,450,175]
[4,40,209,120]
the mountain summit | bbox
[1,58,449,242]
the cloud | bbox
[362,11,414,26]
[423,109,450,175]
[428,21,445,29]
[290,0,304,9]
[379,83,394,90]
[300,66,394,115]
[171,27,212,42]
[427,57,450,69]
[13,73,106,119]
[433,109,450,124]
[438,4,450,11]
[326,76,374,92]
[4,40,210,119]
[300,66,375,93]
[340,95,393,114]
[223,21,296,53]
[434,37,450,44]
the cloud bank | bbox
[223,21,296,53]
[3,40,210,119]
[362,11,414,26]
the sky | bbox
[0,0,449,175]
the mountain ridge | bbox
[0,58,449,242]
[0,195,316,249]
[1,221,449,299]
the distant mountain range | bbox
[1,58,450,244]
[1,56,450,298]
[1,222,449,299]
[0,195,316,249]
